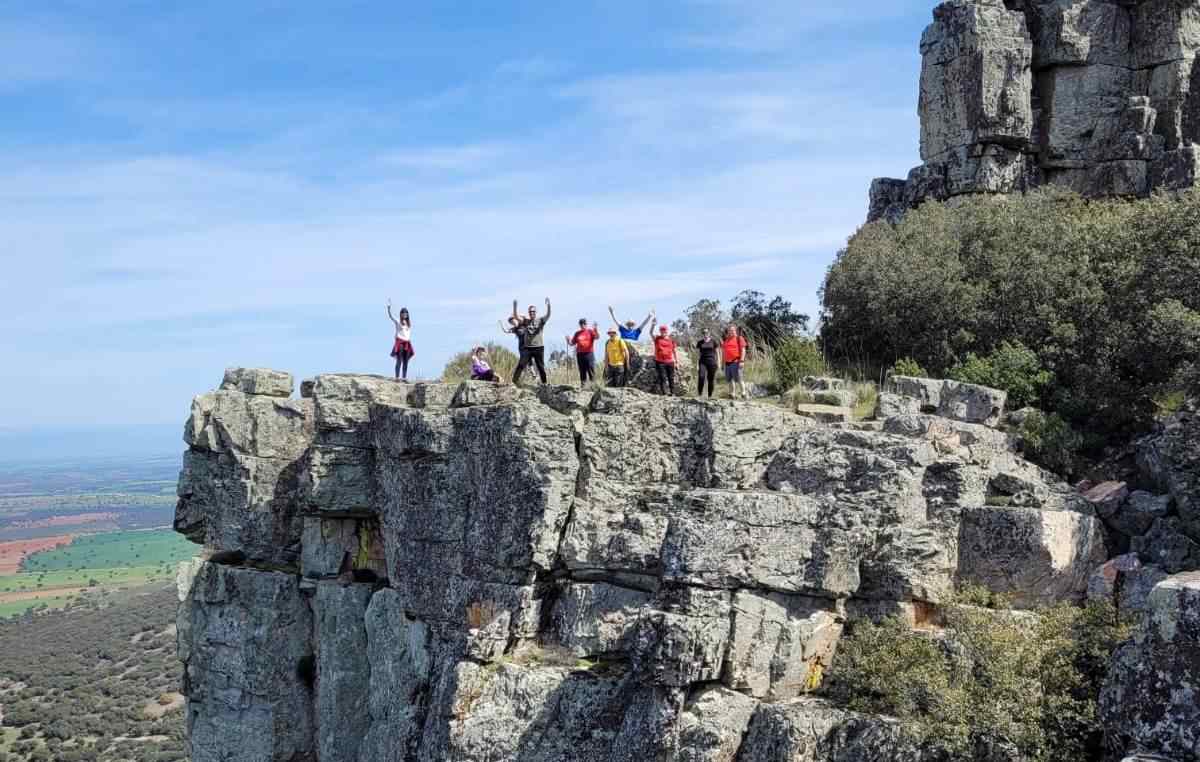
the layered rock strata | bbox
[176,368,1115,761]
[870,0,1200,222]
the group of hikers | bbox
[388,299,753,398]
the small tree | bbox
[731,290,810,348]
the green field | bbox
[20,529,195,572]
[0,529,196,620]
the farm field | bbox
[0,535,73,574]
[0,530,194,619]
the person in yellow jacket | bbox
[604,328,630,387]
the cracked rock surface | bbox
[870,0,1200,224]
[174,369,1191,761]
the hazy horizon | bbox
[2,1,933,432]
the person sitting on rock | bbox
[512,298,551,386]
[567,319,600,387]
[652,325,679,396]
[470,346,500,383]
[603,327,630,387]
[387,300,414,383]
[722,325,750,399]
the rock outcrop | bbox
[175,367,1121,761]
[870,0,1200,222]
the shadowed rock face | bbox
[870,0,1200,223]
[174,369,1115,762]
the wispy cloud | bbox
[0,1,930,426]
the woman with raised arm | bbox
[387,300,415,382]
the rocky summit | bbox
[870,0,1200,223]
[173,368,1198,761]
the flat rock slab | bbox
[795,404,853,424]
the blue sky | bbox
[0,1,934,429]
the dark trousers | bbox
[698,360,717,397]
[394,349,412,380]
[606,365,626,387]
[471,370,497,382]
[514,346,547,385]
[576,352,596,384]
[654,361,676,395]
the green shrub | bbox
[1018,410,1083,477]
[827,600,1130,762]
[891,357,928,378]
[948,341,1053,409]
[772,339,826,391]
[821,190,1200,442]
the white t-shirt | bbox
[394,322,411,341]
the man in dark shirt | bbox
[695,327,720,398]
[513,298,551,385]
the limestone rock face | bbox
[172,367,1117,761]
[869,0,1200,221]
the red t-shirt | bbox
[653,335,676,363]
[571,328,599,354]
[722,335,748,363]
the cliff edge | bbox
[168,367,1200,761]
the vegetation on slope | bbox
[821,190,1200,441]
[0,585,185,762]
[826,596,1131,762]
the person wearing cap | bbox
[607,305,655,343]
[603,327,630,387]
[567,319,601,387]
[470,346,500,382]
[652,324,679,396]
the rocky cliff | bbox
[870,0,1200,222]
[168,367,1199,761]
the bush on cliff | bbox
[820,190,1200,440]
[772,338,827,390]
[948,341,1052,410]
[826,599,1130,762]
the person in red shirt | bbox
[722,325,750,399]
[652,325,679,396]
[567,319,600,386]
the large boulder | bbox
[1137,401,1200,548]
[175,382,314,568]
[1101,572,1200,761]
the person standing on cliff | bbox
[387,300,414,382]
[512,298,551,386]
[695,327,719,398]
[567,319,600,387]
[604,328,629,387]
[722,324,750,399]
[608,305,654,373]
[652,325,679,395]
